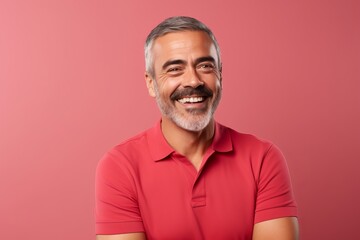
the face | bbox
[146,31,222,132]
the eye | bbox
[197,63,215,72]
[166,65,184,76]
[201,64,213,68]
[167,67,181,72]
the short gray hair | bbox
[145,16,221,78]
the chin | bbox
[173,113,213,132]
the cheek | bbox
[158,77,182,95]
[203,75,221,89]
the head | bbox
[145,16,222,79]
[145,16,222,132]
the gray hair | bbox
[145,16,222,78]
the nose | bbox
[182,67,204,88]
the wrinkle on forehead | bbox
[151,31,218,72]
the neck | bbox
[161,117,215,170]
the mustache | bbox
[170,85,213,101]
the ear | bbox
[218,62,223,85]
[219,62,223,80]
[145,71,156,97]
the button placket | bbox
[171,149,215,208]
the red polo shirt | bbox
[95,121,297,239]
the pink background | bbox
[1,0,359,239]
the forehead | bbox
[151,31,217,65]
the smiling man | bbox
[95,16,298,240]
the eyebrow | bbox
[161,56,217,71]
[194,56,216,66]
[162,59,186,71]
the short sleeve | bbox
[254,144,298,223]
[95,150,145,234]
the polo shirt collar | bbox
[146,120,233,162]
[146,121,175,161]
[211,122,233,153]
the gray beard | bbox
[153,82,221,132]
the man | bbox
[95,16,298,240]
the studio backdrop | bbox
[1,0,359,239]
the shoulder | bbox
[218,123,274,152]
[216,123,286,170]
[97,128,152,172]
[112,130,149,157]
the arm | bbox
[253,144,298,239]
[95,152,145,237]
[252,217,299,240]
[96,233,146,240]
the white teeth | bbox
[178,97,204,104]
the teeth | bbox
[178,97,204,104]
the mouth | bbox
[177,96,206,104]
[171,86,213,105]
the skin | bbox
[146,30,222,169]
[97,30,299,240]
[252,217,299,240]
[96,233,146,240]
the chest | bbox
[136,154,257,239]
